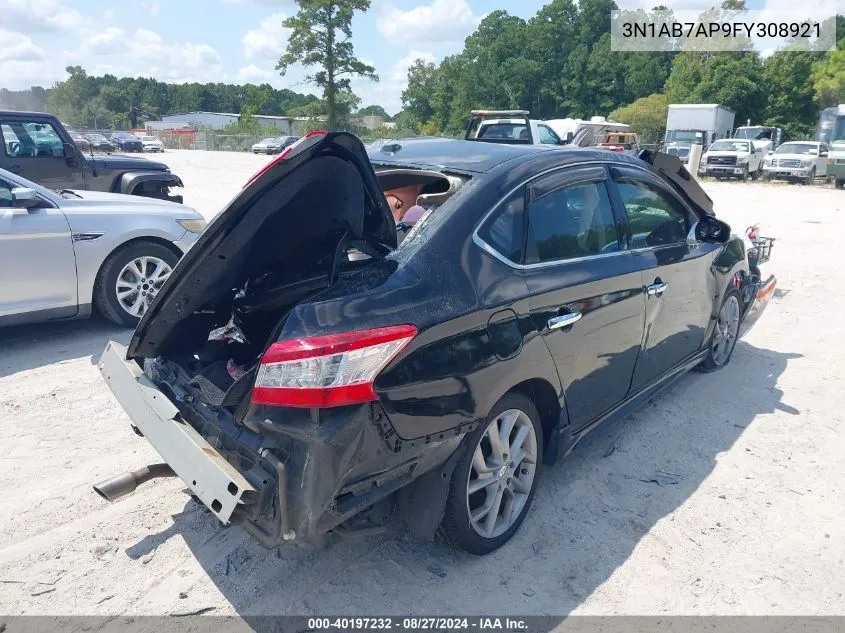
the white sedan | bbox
[140,135,165,152]
[0,167,204,328]
[762,141,829,184]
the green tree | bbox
[401,59,439,124]
[277,0,377,130]
[610,93,668,144]
[764,50,819,137]
[358,105,392,121]
[812,45,845,107]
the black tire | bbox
[739,166,749,182]
[440,391,544,555]
[804,168,815,186]
[751,165,760,181]
[93,240,180,327]
[697,290,742,373]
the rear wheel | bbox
[697,291,741,373]
[94,240,179,327]
[440,392,543,554]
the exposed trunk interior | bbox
[145,164,465,421]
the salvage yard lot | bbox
[1,150,843,616]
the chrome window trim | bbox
[472,159,657,270]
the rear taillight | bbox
[251,325,417,408]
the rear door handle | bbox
[647,282,668,297]
[548,312,582,330]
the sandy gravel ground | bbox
[1,150,844,617]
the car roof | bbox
[366,137,556,174]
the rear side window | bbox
[477,193,525,264]
[526,180,620,263]
[615,180,689,248]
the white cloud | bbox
[243,13,291,59]
[377,0,480,46]
[84,27,128,56]
[237,64,279,84]
[2,0,85,32]
[0,29,46,63]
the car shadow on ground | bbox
[0,317,131,378]
[126,340,800,619]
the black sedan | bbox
[83,133,115,153]
[110,132,144,152]
[94,133,776,555]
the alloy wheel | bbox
[114,256,172,318]
[466,408,538,539]
[711,295,740,366]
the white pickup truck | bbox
[699,138,763,181]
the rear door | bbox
[0,177,78,323]
[0,115,84,190]
[522,165,645,429]
[608,166,718,392]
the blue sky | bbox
[0,0,820,114]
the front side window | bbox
[477,192,525,264]
[2,120,64,158]
[615,180,690,249]
[538,125,560,145]
[526,180,620,263]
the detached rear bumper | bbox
[740,274,776,338]
[97,343,462,547]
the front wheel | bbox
[697,291,742,373]
[836,179,845,190]
[804,168,815,186]
[751,165,761,181]
[739,166,749,182]
[94,241,180,327]
[440,392,543,554]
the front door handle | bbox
[647,281,668,297]
[548,311,582,330]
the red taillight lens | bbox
[251,325,417,408]
[243,130,328,189]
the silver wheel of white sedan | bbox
[115,256,173,318]
[466,408,538,539]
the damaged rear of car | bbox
[96,133,776,555]
[96,132,474,547]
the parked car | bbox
[699,139,763,181]
[84,133,116,154]
[94,133,775,556]
[597,131,640,152]
[469,110,564,145]
[0,167,205,329]
[762,141,829,185]
[0,111,183,202]
[251,136,299,154]
[68,130,91,152]
[140,135,165,153]
[110,131,144,153]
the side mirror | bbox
[690,216,731,244]
[11,187,43,210]
[566,132,574,143]
[63,143,76,158]
[768,150,774,155]
[820,151,828,157]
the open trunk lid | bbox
[636,149,715,216]
[128,131,396,360]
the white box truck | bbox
[664,104,735,164]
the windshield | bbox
[709,140,750,152]
[260,137,277,144]
[477,123,530,141]
[775,143,818,155]
[665,130,704,144]
[87,134,106,141]
[734,127,771,140]
[141,136,157,141]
